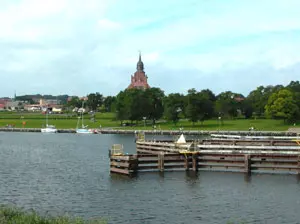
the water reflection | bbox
[244,173,252,183]
[296,174,300,184]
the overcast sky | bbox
[1,0,300,97]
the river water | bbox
[0,132,300,224]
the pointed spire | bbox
[136,51,144,71]
[138,50,141,62]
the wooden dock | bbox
[110,136,300,176]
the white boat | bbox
[41,125,58,133]
[41,111,57,133]
[76,128,95,134]
[76,101,95,134]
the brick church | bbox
[127,53,150,90]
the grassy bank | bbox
[0,111,296,131]
[0,206,106,224]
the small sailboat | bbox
[41,110,57,133]
[76,102,95,134]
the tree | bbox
[87,92,103,111]
[185,89,199,125]
[215,91,241,118]
[265,89,299,123]
[67,96,81,108]
[185,89,214,125]
[247,85,283,117]
[164,93,185,125]
[115,91,130,125]
[286,80,300,109]
[144,88,165,125]
[103,96,116,112]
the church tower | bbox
[127,52,150,90]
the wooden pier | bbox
[110,134,300,176]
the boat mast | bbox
[81,101,84,128]
[46,108,48,127]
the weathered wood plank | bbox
[110,167,132,175]
[110,161,132,168]
[198,162,245,167]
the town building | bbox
[127,52,150,90]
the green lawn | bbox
[0,111,296,131]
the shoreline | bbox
[0,127,299,136]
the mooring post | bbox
[192,154,198,171]
[184,155,189,171]
[128,155,139,176]
[297,155,300,175]
[244,154,251,174]
[158,153,164,172]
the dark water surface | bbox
[1,132,300,224]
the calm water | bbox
[0,132,300,224]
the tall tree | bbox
[115,91,130,125]
[164,93,185,125]
[144,88,165,125]
[67,96,81,108]
[87,92,103,111]
[103,96,116,112]
[247,85,283,117]
[265,89,299,123]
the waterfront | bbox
[1,133,300,224]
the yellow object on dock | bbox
[293,140,300,146]
[110,144,124,156]
[179,150,198,154]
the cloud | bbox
[0,0,300,97]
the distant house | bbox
[0,104,5,111]
[80,96,88,101]
[39,98,61,106]
[24,104,41,111]
[52,107,62,113]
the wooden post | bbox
[129,156,138,175]
[297,155,300,175]
[158,153,164,172]
[244,154,251,174]
[192,154,198,171]
[184,155,189,171]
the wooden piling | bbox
[192,154,198,171]
[297,155,300,175]
[184,155,189,171]
[158,153,165,172]
[244,154,251,174]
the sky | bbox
[1,0,300,98]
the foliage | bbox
[184,88,214,125]
[103,96,116,112]
[247,85,283,117]
[265,89,299,123]
[0,206,106,224]
[115,88,164,125]
[164,93,185,125]
[7,80,300,125]
[86,92,103,111]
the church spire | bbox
[136,51,144,71]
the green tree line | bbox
[35,80,300,125]
[109,80,300,125]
